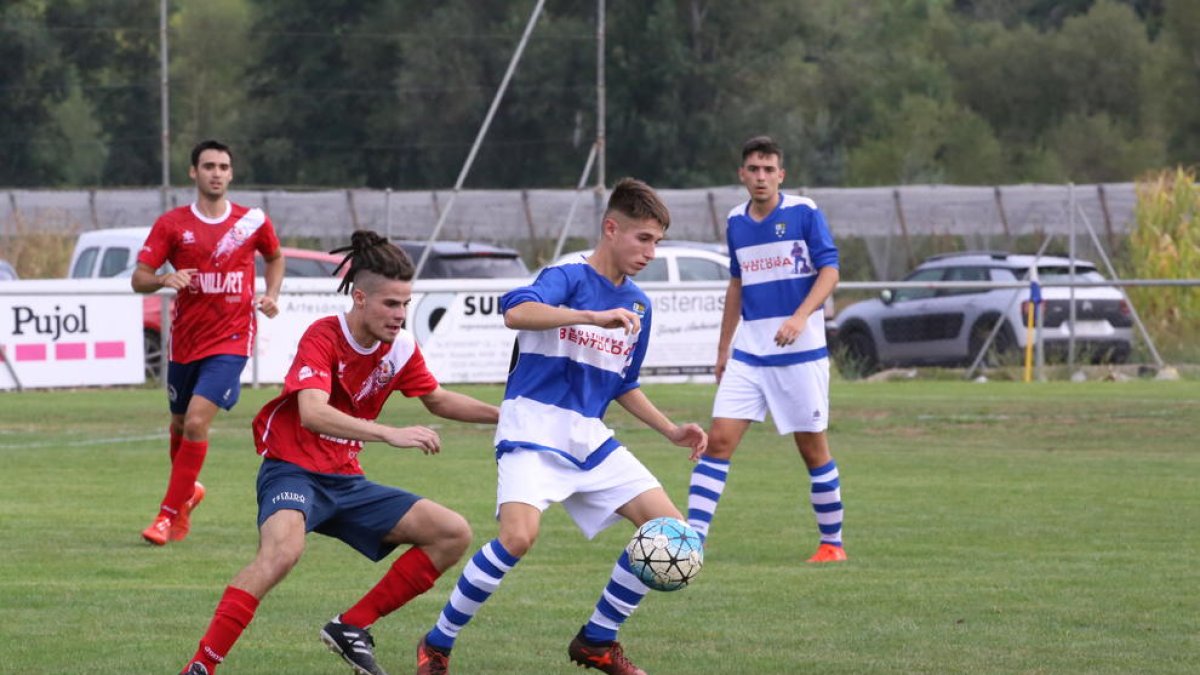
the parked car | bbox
[827,252,1133,378]
[69,227,343,380]
[398,240,531,279]
[548,242,731,283]
[0,259,17,281]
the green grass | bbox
[1,380,1198,674]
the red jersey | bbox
[252,315,439,475]
[138,202,281,363]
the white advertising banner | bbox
[1,278,727,389]
[0,279,144,390]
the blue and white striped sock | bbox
[582,550,650,644]
[426,539,520,650]
[687,456,731,542]
[809,459,843,546]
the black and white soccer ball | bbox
[625,517,704,592]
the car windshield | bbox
[1016,265,1105,282]
[427,255,529,279]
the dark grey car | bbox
[828,252,1133,377]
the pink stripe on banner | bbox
[56,342,87,360]
[15,344,47,361]
[94,341,126,359]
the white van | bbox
[68,227,164,279]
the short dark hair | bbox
[190,139,232,167]
[741,135,783,165]
[605,177,670,231]
[329,230,415,295]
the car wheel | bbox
[144,329,163,382]
[968,319,1016,367]
[835,328,878,379]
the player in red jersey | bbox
[132,140,285,546]
[178,231,500,675]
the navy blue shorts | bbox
[255,459,423,562]
[168,354,248,414]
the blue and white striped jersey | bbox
[727,194,839,366]
[495,261,652,469]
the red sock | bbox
[160,438,206,517]
[187,586,259,673]
[169,427,183,463]
[341,547,440,628]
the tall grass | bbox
[0,214,80,278]
[1128,168,1200,359]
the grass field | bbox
[1,380,1198,674]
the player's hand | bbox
[591,308,641,335]
[159,268,196,291]
[774,315,807,347]
[714,349,730,383]
[383,425,442,454]
[256,295,280,318]
[666,423,708,461]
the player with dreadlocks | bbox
[179,230,500,675]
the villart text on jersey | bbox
[188,271,245,295]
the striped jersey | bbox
[496,262,651,469]
[138,202,280,363]
[252,314,438,475]
[727,194,839,366]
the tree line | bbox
[2,0,1196,190]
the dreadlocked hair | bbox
[329,230,414,294]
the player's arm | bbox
[419,386,499,424]
[131,263,195,293]
[296,388,442,454]
[774,266,839,347]
[714,277,743,380]
[505,301,641,335]
[256,248,284,318]
[615,388,708,459]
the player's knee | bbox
[498,528,537,558]
[440,511,472,560]
[181,415,211,441]
[704,434,737,459]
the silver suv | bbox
[828,252,1133,377]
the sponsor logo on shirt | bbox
[632,301,646,317]
[187,270,245,295]
[558,326,633,355]
[298,365,314,381]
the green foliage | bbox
[2,0,1198,188]
[0,1,69,185]
[1127,168,1200,355]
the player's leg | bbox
[420,501,536,669]
[180,509,307,674]
[144,360,204,544]
[687,359,765,542]
[795,430,845,562]
[338,498,471,631]
[566,452,669,675]
[165,355,248,542]
[766,359,846,562]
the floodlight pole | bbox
[413,0,547,279]
[159,0,170,212]
[592,0,607,229]
[1067,183,1077,369]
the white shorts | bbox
[712,357,830,434]
[496,446,661,540]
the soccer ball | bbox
[625,517,704,592]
